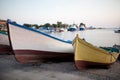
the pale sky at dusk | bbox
[0,0,120,28]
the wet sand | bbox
[0,55,120,80]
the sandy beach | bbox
[0,54,120,80]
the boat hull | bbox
[73,34,119,69]
[0,33,11,54]
[14,50,73,63]
[7,21,74,63]
[75,60,112,69]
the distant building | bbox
[0,20,7,31]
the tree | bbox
[32,24,39,29]
[52,24,57,28]
[57,21,62,28]
[23,23,40,29]
[23,23,32,28]
[62,24,69,28]
[44,23,51,27]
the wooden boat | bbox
[0,31,12,54]
[72,34,119,69]
[7,20,74,63]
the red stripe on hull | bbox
[14,50,74,63]
[0,45,12,54]
[75,60,113,70]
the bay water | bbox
[50,29,120,47]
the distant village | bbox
[0,19,108,33]
[23,21,90,32]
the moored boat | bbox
[7,20,74,63]
[114,29,120,33]
[68,24,77,31]
[72,34,119,69]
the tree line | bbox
[23,21,69,29]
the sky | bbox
[0,0,120,28]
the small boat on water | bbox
[0,31,12,54]
[79,27,85,31]
[38,26,55,33]
[68,25,77,31]
[72,34,119,69]
[7,20,74,63]
[114,29,120,33]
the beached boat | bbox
[72,34,119,69]
[0,31,11,54]
[7,20,74,63]
[0,31,8,45]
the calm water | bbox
[50,29,120,47]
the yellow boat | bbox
[72,34,119,69]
